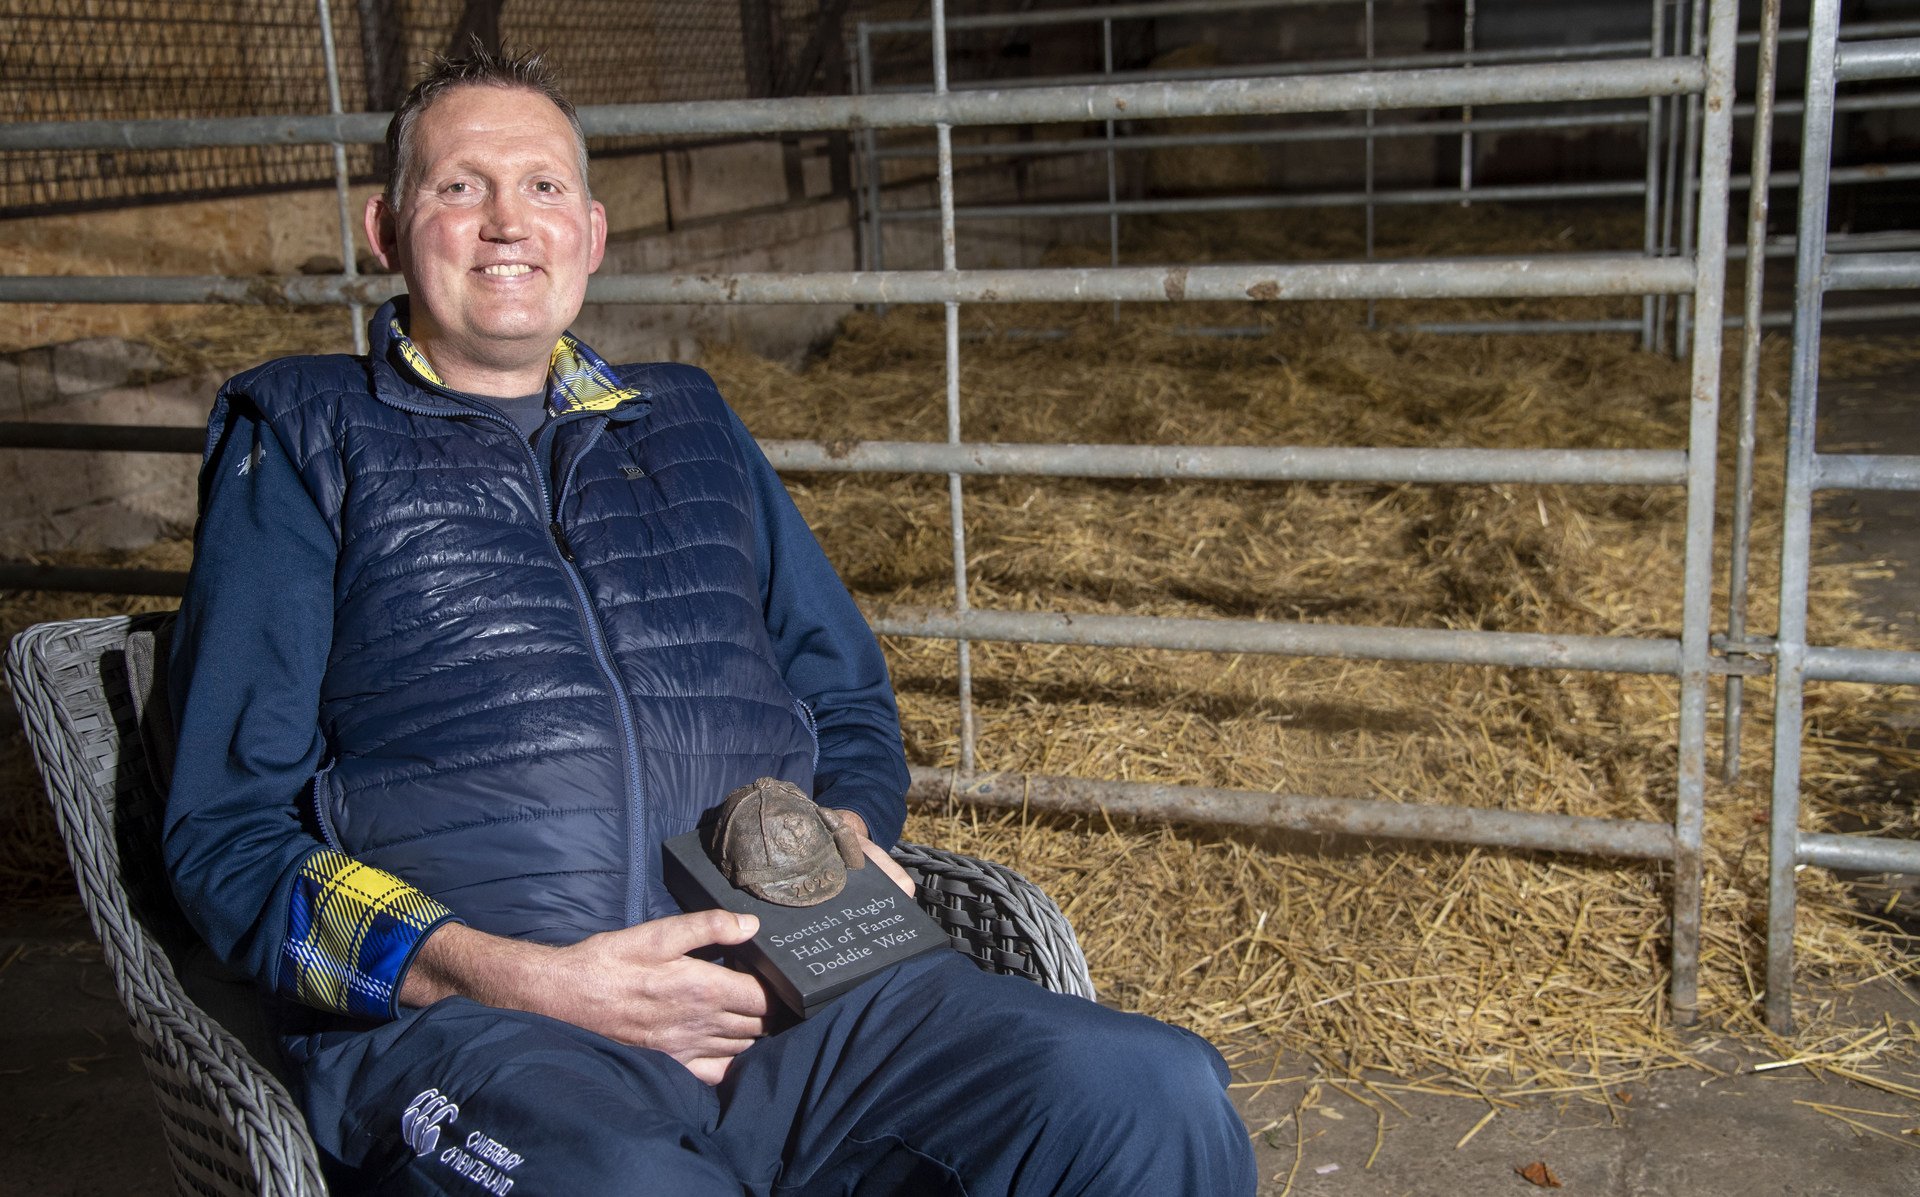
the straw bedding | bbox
[3,206,1916,1101]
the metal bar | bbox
[1768,0,1843,1036]
[0,59,1711,151]
[865,8,1920,56]
[876,4,1920,43]
[315,0,367,356]
[1731,299,1920,327]
[870,605,1684,675]
[857,23,882,279]
[1812,453,1920,490]
[1365,0,1377,330]
[1668,0,1737,1027]
[0,257,1698,307]
[1397,318,1646,335]
[924,307,1903,336]
[1755,89,1920,119]
[1738,162,1920,191]
[585,258,1696,304]
[1658,0,1686,355]
[866,0,1347,35]
[871,39,1665,94]
[905,767,1677,860]
[869,25,1920,99]
[1831,19,1920,42]
[1644,0,1666,349]
[930,0,976,775]
[1803,645,1920,685]
[0,564,188,596]
[1730,229,1920,259]
[0,422,203,453]
[874,163,1917,223]
[876,109,1653,159]
[1824,252,1920,291]
[1725,0,1783,783]
[1461,0,1476,203]
[760,440,1688,486]
[1103,17,1121,324]
[1676,0,1707,357]
[1834,38,1920,81]
[1799,832,1920,874]
[0,423,1697,485]
[885,179,1649,222]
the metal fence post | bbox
[1460,0,1475,206]
[1676,0,1707,357]
[1104,16,1122,324]
[858,21,886,310]
[930,0,976,774]
[1658,0,1686,354]
[316,0,366,354]
[1365,0,1377,329]
[1765,0,1842,1036]
[1724,0,1784,782]
[1668,0,1739,1026]
[1643,0,1668,350]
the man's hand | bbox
[825,809,917,899]
[400,911,772,1085]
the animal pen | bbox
[3,0,1920,1096]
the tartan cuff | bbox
[278,848,456,1020]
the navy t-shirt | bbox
[478,391,550,439]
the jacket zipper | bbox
[377,390,655,925]
[311,762,345,851]
[535,416,657,926]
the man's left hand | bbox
[825,809,916,898]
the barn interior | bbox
[5,1,1920,1192]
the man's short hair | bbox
[383,43,590,212]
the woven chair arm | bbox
[7,616,326,1197]
[891,841,1095,1001]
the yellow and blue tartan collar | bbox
[385,313,642,415]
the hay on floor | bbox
[4,206,1917,1102]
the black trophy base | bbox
[662,830,951,1019]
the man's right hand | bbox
[399,911,771,1084]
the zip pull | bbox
[549,520,576,562]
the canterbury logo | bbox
[401,1088,460,1156]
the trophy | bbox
[662,778,948,1018]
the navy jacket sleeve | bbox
[723,408,911,849]
[165,390,455,1020]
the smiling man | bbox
[162,47,1254,1196]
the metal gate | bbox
[2,0,1915,1029]
[1762,0,1920,1033]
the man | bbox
[165,47,1254,1195]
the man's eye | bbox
[534,181,557,193]
[446,181,470,193]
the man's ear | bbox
[363,193,399,271]
[587,199,608,273]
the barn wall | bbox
[0,134,1105,555]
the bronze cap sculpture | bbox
[711,777,866,907]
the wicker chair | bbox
[7,612,1093,1197]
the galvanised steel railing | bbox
[0,0,1767,1029]
[852,0,1920,343]
[1763,4,1920,1033]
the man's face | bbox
[365,85,606,392]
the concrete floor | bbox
[3,355,1917,1194]
[1232,981,1920,1195]
[5,897,1917,1196]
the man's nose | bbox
[480,190,530,241]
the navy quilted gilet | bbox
[227,318,817,944]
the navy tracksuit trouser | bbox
[288,951,1256,1195]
